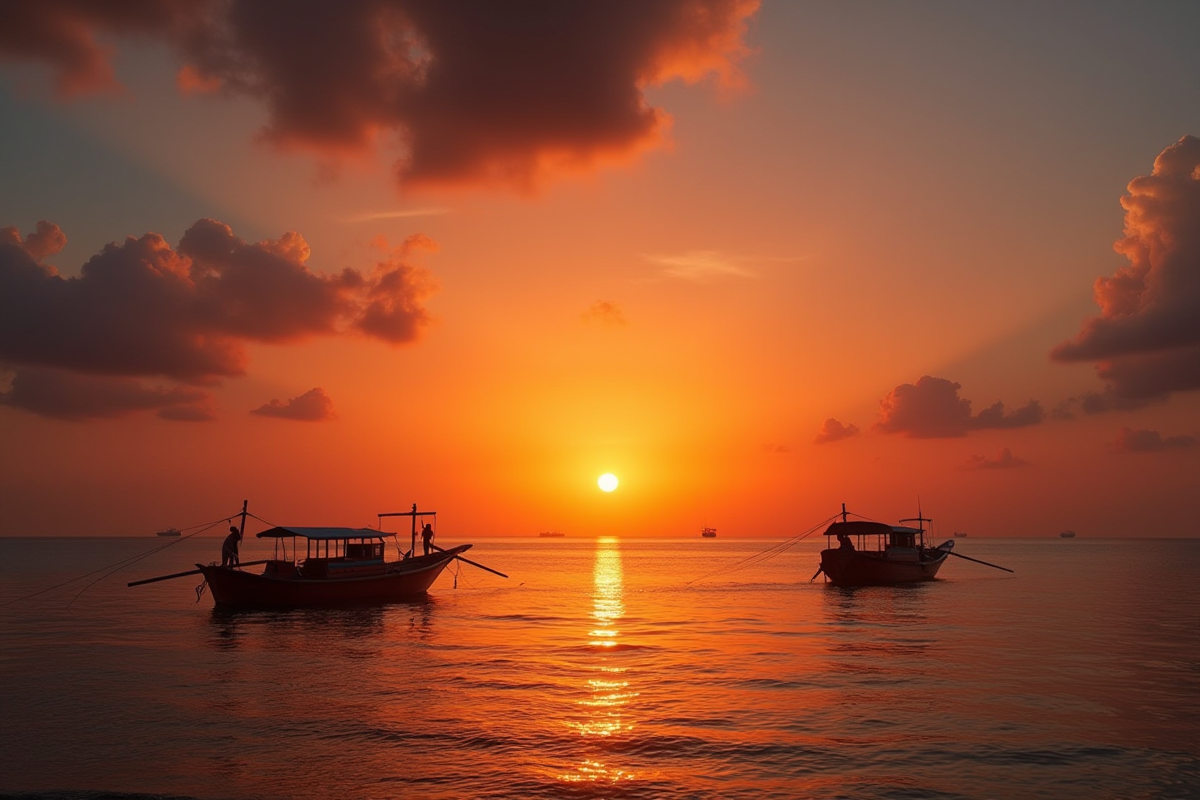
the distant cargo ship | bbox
[954,532,968,538]
[1059,530,1076,538]
[538,531,564,538]
[156,528,181,537]
[701,527,717,538]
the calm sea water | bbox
[1,535,1198,800]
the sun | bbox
[597,473,619,492]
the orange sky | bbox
[2,1,1198,538]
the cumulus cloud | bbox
[961,447,1029,470]
[0,0,760,192]
[814,418,859,445]
[582,301,626,327]
[250,388,335,421]
[874,376,1044,438]
[1052,136,1200,401]
[1112,427,1198,453]
[0,219,437,384]
[0,367,213,421]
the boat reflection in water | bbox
[560,536,638,786]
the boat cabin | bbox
[824,519,928,558]
[257,526,393,579]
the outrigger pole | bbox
[945,551,1014,573]
[430,544,508,579]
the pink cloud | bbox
[814,418,859,444]
[874,376,1044,438]
[961,447,1029,470]
[0,1,760,192]
[0,219,437,384]
[1052,136,1200,401]
[250,388,335,422]
[0,366,213,421]
[1112,427,1198,453]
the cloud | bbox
[874,376,1044,438]
[0,0,760,192]
[250,388,335,421]
[1051,388,1158,419]
[762,442,791,453]
[1052,136,1200,401]
[1112,427,1198,453]
[0,367,213,421]
[0,219,437,384]
[961,448,1029,470]
[581,301,626,327]
[644,250,758,281]
[814,418,859,444]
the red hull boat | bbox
[198,544,470,609]
[131,502,488,609]
[816,506,954,586]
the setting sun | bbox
[597,473,619,492]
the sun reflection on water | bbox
[560,537,639,783]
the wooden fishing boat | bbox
[815,505,954,586]
[130,502,504,609]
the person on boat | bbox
[421,522,434,555]
[221,525,242,567]
[837,531,855,551]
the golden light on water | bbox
[561,537,639,783]
[597,473,619,492]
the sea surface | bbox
[1,534,1198,800]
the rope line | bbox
[686,513,840,586]
[1,510,242,608]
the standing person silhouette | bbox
[221,525,242,567]
[421,522,434,556]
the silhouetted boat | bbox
[954,532,968,538]
[538,531,564,537]
[131,502,477,609]
[701,526,717,538]
[155,528,181,537]
[815,504,954,586]
[1059,530,1076,538]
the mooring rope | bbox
[685,513,840,586]
[0,511,242,608]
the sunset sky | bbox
[2,0,1198,538]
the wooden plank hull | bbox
[197,546,470,609]
[819,546,948,586]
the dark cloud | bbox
[874,376,1044,438]
[1052,388,1158,419]
[813,418,859,445]
[0,219,437,384]
[961,448,1029,470]
[1112,427,1198,453]
[0,0,760,192]
[0,1,196,97]
[1052,136,1200,401]
[973,400,1045,430]
[582,301,626,327]
[250,387,335,421]
[0,366,212,421]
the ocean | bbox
[1,534,1198,799]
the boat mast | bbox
[411,503,417,556]
[238,499,248,540]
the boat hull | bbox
[197,546,469,609]
[819,546,949,586]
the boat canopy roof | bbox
[256,526,389,541]
[825,520,923,537]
